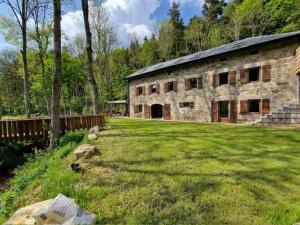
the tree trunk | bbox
[35,23,51,115]
[50,0,62,149]
[21,18,31,118]
[81,0,100,115]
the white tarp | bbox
[4,194,96,225]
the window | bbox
[168,81,174,91]
[138,104,143,113]
[248,68,260,82]
[219,101,229,117]
[248,100,260,113]
[180,102,195,108]
[219,73,229,85]
[150,84,157,93]
[183,102,190,107]
[190,78,197,89]
[136,86,143,95]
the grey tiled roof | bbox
[127,31,300,80]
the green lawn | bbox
[2,118,300,225]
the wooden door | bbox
[211,101,219,122]
[230,100,238,123]
[163,104,171,120]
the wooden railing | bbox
[0,115,105,143]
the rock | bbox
[4,194,96,225]
[71,163,81,173]
[74,144,97,160]
[89,125,100,134]
[88,133,98,141]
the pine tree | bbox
[168,1,185,57]
[202,0,226,21]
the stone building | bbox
[126,32,300,124]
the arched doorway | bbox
[151,104,163,118]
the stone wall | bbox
[129,40,299,123]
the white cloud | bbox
[60,0,161,46]
[170,0,205,7]
[103,0,161,45]
[61,10,84,39]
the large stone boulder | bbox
[74,144,98,160]
[89,125,100,134]
[88,133,98,141]
[4,194,96,225]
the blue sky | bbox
[0,0,204,50]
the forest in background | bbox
[0,0,299,116]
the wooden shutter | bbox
[240,69,248,85]
[174,81,178,92]
[163,104,171,120]
[164,83,168,93]
[213,74,218,88]
[135,87,139,96]
[144,104,150,118]
[148,85,152,95]
[211,101,219,122]
[133,105,138,113]
[197,77,203,89]
[296,44,300,75]
[240,100,248,114]
[230,100,237,123]
[185,79,190,91]
[229,71,236,85]
[262,99,270,114]
[262,65,271,82]
[179,102,184,108]
[157,84,160,94]
[142,86,145,95]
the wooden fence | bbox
[0,115,105,143]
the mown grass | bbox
[1,118,300,225]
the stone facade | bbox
[128,40,300,123]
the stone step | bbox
[255,103,300,125]
[268,113,300,119]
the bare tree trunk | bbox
[50,0,62,149]
[81,0,100,115]
[21,16,31,118]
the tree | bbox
[0,50,23,115]
[90,4,118,112]
[235,0,274,37]
[158,20,174,61]
[168,1,185,57]
[0,0,38,118]
[30,0,52,115]
[185,16,207,53]
[81,0,100,114]
[223,0,243,41]
[50,0,62,148]
[140,34,159,66]
[202,0,226,22]
[265,0,300,33]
